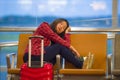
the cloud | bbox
[90,1,106,11]
[38,5,45,10]
[47,0,67,12]
[18,0,32,5]
[17,0,32,11]
[48,0,67,5]
[37,0,67,13]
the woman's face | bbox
[55,21,67,34]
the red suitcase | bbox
[20,36,53,80]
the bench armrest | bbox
[107,54,112,75]
[56,55,65,70]
[56,55,61,69]
[6,53,17,69]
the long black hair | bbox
[50,18,69,38]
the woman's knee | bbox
[50,43,68,51]
[55,43,68,50]
[23,53,28,63]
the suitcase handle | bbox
[28,36,44,67]
[29,36,44,39]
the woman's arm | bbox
[34,22,80,57]
[65,27,80,57]
[64,27,71,44]
[35,22,70,48]
[69,45,80,57]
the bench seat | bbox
[60,69,105,75]
[58,34,108,80]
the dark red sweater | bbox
[25,22,70,55]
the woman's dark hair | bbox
[50,18,69,38]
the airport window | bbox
[0,0,116,64]
[0,0,119,80]
[0,0,113,28]
[118,0,120,27]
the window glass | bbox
[118,0,120,27]
[0,0,112,28]
[0,1,115,79]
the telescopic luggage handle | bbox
[28,36,44,67]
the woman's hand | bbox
[65,27,71,33]
[70,45,80,57]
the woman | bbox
[23,18,84,68]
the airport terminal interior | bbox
[0,0,120,80]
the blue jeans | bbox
[23,44,83,68]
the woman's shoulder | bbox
[37,22,50,29]
[33,22,48,34]
[40,22,49,26]
[34,22,52,34]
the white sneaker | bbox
[88,53,94,69]
[82,52,94,69]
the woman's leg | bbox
[44,44,83,68]
[23,53,42,63]
[59,44,83,68]
[23,43,83,68]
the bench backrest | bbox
[114,34,120,69]
[17,33,32,68]
[64,34,107,71]
[16,33,58,70]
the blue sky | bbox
[0,0,119,17]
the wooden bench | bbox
[112,34,120,80]
[6,33,60,80]
[59,34,107,80]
